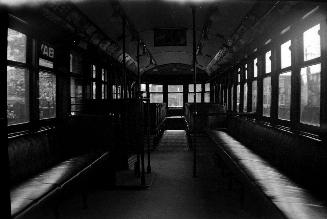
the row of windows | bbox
[6,26,134,125]
[141,83,210,107]
[7,28,56,125]
[215,20,323,128]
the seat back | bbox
[8,130,57,186]
[227,117,327,198]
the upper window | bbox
[300,63,320,126]
[7,28,26,63]
[188,84,201,103]
[168,85,183,107]
[265,51,271,73]
[278,71,292,120]
[251,81,257,112]
[243,84,247,112]
[245,64,248,80]
[303,24,320,61]
[253,58,258,78]
[7,29,29,125]
[39,70,56,119]
[263,77,271,117]
[204,83,210,103]
[281,40,291,69]
[149,84,163,103]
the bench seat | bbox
[207,129,327,219]
[11,151,109,218]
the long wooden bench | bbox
[207,117,327,219]
[9,115,114,218]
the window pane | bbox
[168,85,183,92]
[150,93,163,103]
[238,74,240,83]
[117,85,121,99]
[39,58,53,68]
[245,64,248,80]
[149,84,163,92]
[252,80,257,112]
[7,66,29,125]
[253,58,258,77]
[263,77,271,117]
[92,82,96,99]
[300,63,320,126]
[168,93,183,107]
[102,84,105,99]
[92,65,96,78]
[189,84,202,92]
[7,28,26,63]
[204,92,210,103]
[140,84,146,91]
[237,85,240,111]
[231,86,234,111]
[188,93,201,103]
[278,71,292,120]
[265,51,271,73]
[281,40,291,69]
[243,84,247,112]
[205,83,210,91]
[39,71,56,119]
[101,69,105,81]
[112,85,117,99]
[303,24,320,61]
[70,51,83,74]
[70,77,83,115]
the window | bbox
[300,63,320,126]
[39,70,56,119]
[263,77,271,117]
[149,84,163,103]
[281,40,291,69]
[252,81,257,112]
[265,51,271,73]
[117,85,121,99]
[303,24,320,61]
[188,84,201,103]
[236,85,240,111]
[231,86,234,111]
[70,51,83,115]
[278,71,291,120]
[245,64,248,80]
[253,58,258,78]
[7,28,26,63]
[140,83,147,98]
[204,83,210,103]
[112,85,117,99]
[168,85,183,107]
[39,42,56,120]
[91,65,97,99]
[243,83,247,112]
[7,29,29,125]
[100,68,107,99]
[70,78,83,115]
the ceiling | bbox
[75,0,256,75]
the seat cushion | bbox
[10,151,108,217]
[207,130,327,219]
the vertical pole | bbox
[136,40,141,177]
[147,100,151,173]
[137,40,146,186]
[0,8,11,218]
[122,17,127,99]
[192,6,197,178]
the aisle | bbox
[32,130,260,219]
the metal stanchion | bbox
[146,100,152,173]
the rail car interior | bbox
[1,0,327,218]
